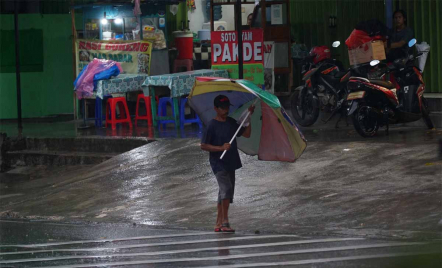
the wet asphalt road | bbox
[0,124,441,267]
[0,220,440,267]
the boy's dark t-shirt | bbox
[201,117,246,173]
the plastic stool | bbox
[135,94,153,126]
[173,59,194,73]
[157,97,176,128]
[95,96,111,127]
[105,97,132,130]
[180,97,202,128]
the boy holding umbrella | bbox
[201,95,255,233]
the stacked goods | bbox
[143,25,166,50]
[346,19,388,65]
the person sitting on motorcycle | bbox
[385,9,414,62]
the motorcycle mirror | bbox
[332,41,340,48]
[370,60,380,66]
[408,38,417,47]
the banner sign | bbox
[264,41,275,93]
[211,29,264,84]
[75,39,153,75]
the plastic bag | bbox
[346,29,384,50]
[93,64,121,88]
[133,0,142,17]
[74,59,123,99]
[132,29,140,40]
[143,29,167,50]
[170,5,178,15]
[415,42,430,72]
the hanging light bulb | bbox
[101,12,108,25]
[115,18,123,24]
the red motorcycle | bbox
[346,39,434,137]
[291,42,358,127]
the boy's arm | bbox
[242,124,252,138]
[201,143,231,152]
[240,105,255,138]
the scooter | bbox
[346,39,434,137]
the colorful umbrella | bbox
[188,77,307,162]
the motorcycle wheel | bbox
[352,104,379,137]
[290,89,320,127]
[421,97,434,129]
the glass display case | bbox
[84,19,100,39]
[78,3,168,45]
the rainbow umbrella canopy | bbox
[188,77,307,162]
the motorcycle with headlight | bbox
[346,39,434,137]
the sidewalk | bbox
[0,120,203,139]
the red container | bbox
[173,31,193,60]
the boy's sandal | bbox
[220,223,235,233]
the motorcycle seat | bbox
[368,79,394,89]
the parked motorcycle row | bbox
[290,39,434,137]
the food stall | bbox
[71,0,183,125]
[73,1,175,75]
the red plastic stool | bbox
[135,94,153,126]
[105,97,132,130]
[173,59,194,73]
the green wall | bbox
[290,0,386,70]
[0,14,79,119]
[394,0,442,93]
[166,2,189,42]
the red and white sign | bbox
[211,29,264,65]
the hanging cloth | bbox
[133,0,142,17]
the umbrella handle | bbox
[220,99,259,160]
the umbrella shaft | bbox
[220,110,250,160]
[220,98,259,160]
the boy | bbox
[200,95,254,232]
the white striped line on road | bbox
[0,238,366,264]
[0,232,228,248]
[27,242,428,268]
[0,234,306,255]
[197,251,439,268]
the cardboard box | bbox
[348,40,386,66]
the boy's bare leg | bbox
[222,199,230,224]
[215,203,223,228]
[220,199,234,231]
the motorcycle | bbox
[290,41,372,128]
[346,39,434,137]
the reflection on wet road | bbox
[0,221,439,268]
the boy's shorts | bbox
[214,170,235,204]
